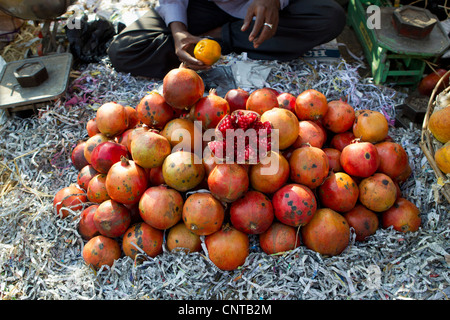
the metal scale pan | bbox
[0,53,73,115]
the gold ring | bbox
[264,23,273,29]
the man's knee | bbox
[285,0,346,35]
[107,34,132,73]
[323,1,347,39]
[107,36,120,64]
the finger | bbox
[241,6,255,32]
[187,63,211,71]
[177,48,204,66]
[253,20,277,48]
[249,7,265,42]
[182,58,211,71]
[253,11,278,48]
[179,58,210,72]
[183,58,211,71]
[253,26,273,48]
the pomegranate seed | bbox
[215,111,273,163]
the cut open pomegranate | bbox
[208,110,273,164]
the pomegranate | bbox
[359,173,397,212]
[86,173,111,203]
[301,208,350,256]
[277,92,297,113]
[162,151,205,192]
[138,185,183,230]
[96,102,129,137]
[77,164,99,190]
[343,204,379,242]
[202,145,220,177]
[82,235,121,269]
[375,141,408,179]
[78,205,100,240]
[122,222,164,259]
[261,107,299,150]
[225,88,250,113]
[148,166,165,185]
[322,99,355,133]
[116,128,133,152]
[190,89,230,130]
[90,141,129,174]
[83,133,110,164]
[289,146,329,189]
[162,67,205,110]
[209,110,272,164]
[166,222,202,253]
[395,161,412,184]
[71,141,89,171]
[249,151,290,194]
[230,191,274,234]
[161,118,202,153]
[323,148,342,172]
[125,106,139,129]
[105,157,148,205]
[207,163,249,203]
[295,89,328,121]
[259,222,301,255]
[205,224,249,271]
[292,120,327,149]
[330,131,356,151]
[381,198,421,233]
[86,118,100,137]
[394,181,402,199]
[272,183,317,227]
[136,91,176,129]
[130,130,171,169]
[266,87,280,96]
[182,192,224,236]
[353,109,389,143]
[418,68,449,96]
[340,141,379,178]
[53,184,87,218]
[246,88,279,115]
[126,126,149,152]
[125,202,143,225]
[93,199,131,238]
[318,172,359,213]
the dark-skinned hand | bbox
[241,0,280,48]
[170,21,211,71]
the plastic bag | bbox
[65,14,117,63]
[198,65,237,97]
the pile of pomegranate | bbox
[55,66,421,271]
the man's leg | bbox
[221,0,347,60]
[107,0,235,79]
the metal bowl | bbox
[0,0,74,20]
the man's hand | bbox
[241,0,280,48]
[170,21,211,71]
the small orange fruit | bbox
[194,38,221,65]
[429,105,450,143]
[435,140,450,174]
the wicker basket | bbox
[420,70,450,203]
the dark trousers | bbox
[107,0,346,79]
